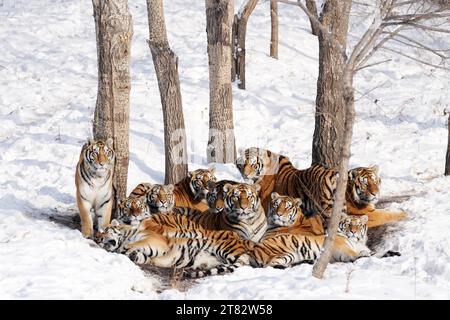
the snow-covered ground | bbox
[0,0,449,299]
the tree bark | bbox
[270,0,278,59]
[92,0,133,200]
[311,0,352,168]
[306,0,320,36]
[205,0,236,163]
[446,112,450,175]
[146,0,189,184]
[312,71,355,279]
[231,0,258,89]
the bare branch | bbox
[276,0,348,57]
[355,58,392,72]
[382,46,450,70]
[389,34,448,59]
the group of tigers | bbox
[76,139,407,278]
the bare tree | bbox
[231,0,259,89]
[146,0,189,184]
[306,0,320,36]
[312,0,352,168]
[92,0,133,200]
[205,0,237,163]
[281,0,450,278]
[446,110,450,175]
[270,0,279,59]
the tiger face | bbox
[95,219,125,252]
[84,138,115,172]
[117,196,151,225]
[189,168,217,200]
[235,154,263,182]
[205,180,236,214]
[338,214,368,242]
[348,165,381,205]
[223,183,261,221]
[146,184,175,213]
[267,192,303,228]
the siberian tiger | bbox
[179,183,268,242]
[95,219,253,277]
[146,184,176,214]
[173,168,217,212]
[128,182,153,199]
[346,166,407,227]
[263,192,324,238]
[251,213,372,269]
[205,179,239,214]
[75,138,115,238]
[116,196,151,225]
[235,147,287,212]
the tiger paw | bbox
[358,250,372,258]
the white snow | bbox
[0,0,449,299]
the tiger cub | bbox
[173,168,217,212]
[346,166,407,227]
[180,183,268,242]
[95,219,253,277]
[75,138,115,238]
[252,213,372,269]
[235,147,287,212]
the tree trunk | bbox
[306,0,320,36]
[92,0,133,200]
[311,0,351,168]
[205,0,236,163]
[231,0,258,90]
[270,0,278,59]
[312,71,355,279]
[446,112,450,175]
[146,0,189,184]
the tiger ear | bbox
[166,184,174,192]
[253,183,261,194]
[106,137,114,148]
[294,198,303,208]
[187,171,192,179]
[223,183,232,193]
[371,165,380,175]
[360,215,369,223]
[348,169,355,180]
[271,192,280,200]
[110,219,120,227]
[209,167,216,175]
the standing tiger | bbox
[251,212,372,268]
[235,147,287,212]
[95,219,253,277]
[173,168,216,212]
[346,166,407,227]
[75,138,115,238]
